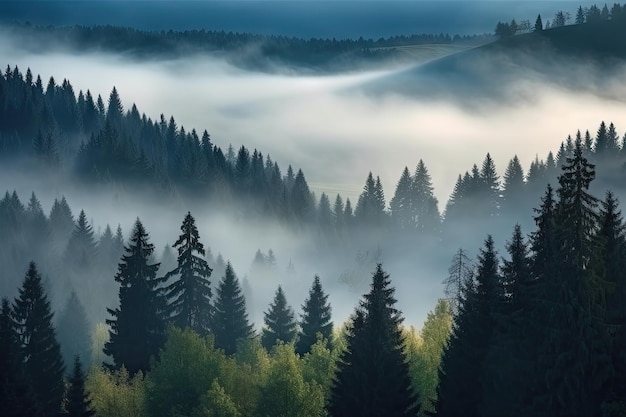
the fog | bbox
[3,34,626,329]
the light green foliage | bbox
[91,322,109,366]
[406,299,453,416]
[86,366,148,417]
[192,380,241,417]
[257,343,326,417]
[301,336,337,396]
[146,327,227,417]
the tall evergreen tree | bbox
[56,291,92,371]
[212,263,254,355]
[12,262,65,417]
[413,159,440,234]
[63,356,95,417]
[65,209,97,270]
[296,275,333,356]
[162,212,213,335]
[104,219,166,376]
[329,264,418,417]
[390,166,415,230]
[0,298,42,417]
[261,286,297,350]
[433,236,501,417]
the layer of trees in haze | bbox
[0,23,492,72]
[4,3,626,417]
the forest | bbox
[3,2,626,417]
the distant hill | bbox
[361,18,626,102]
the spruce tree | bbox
[261,286,297,350]
[12,262,65,417]
[65,209,97,270]
[433,236,501,417]
[329,264,418,417]
[390,167,415,231]
[413,159,440,234]
[531,139,611,416]
[296,275,333,356]
[104,219,166,376]
[63,356,95,417]
[0,298,42,417]
[162,212,213,335]
[56,291,92,370]
[212,263,254,355]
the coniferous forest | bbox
[2,2,626,417]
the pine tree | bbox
[0,298,42,417]
[162,212,213,335]
[535,14,543,30]
[261,286,297,350]
[65,209,97,270]
[63,356,95,417]
[56,291,92,371]
[530,139,611,416]
[576,6,586,23]
[501,155,525,214]
[104,219,166,376]
[212,263,254,355]
[413,160,440,234]
[433,236,501,417]
[12,262,65,417]
[443,248,473,312]
[390,166,415,230]
[296,275,333,356]
[329,264,418,417]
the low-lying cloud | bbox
[3,35,626,326]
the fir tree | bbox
[162,212,213,335]
[104,219,166,376]
[329,264,418,417]
[63,356,95,417]
[296,275,333,356]
[12,262,65,417]
[56,291,92,371]
[0,298,42,417]
[65,209,97,270]
[390,166,415,230]
[413,159,440,234]
[433,236,501,417]
[261,286,297,350]
[212,263,254,355]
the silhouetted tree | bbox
[329,264,418,417]
[212,263,254,355]
[12,262,65,417]
[104,219,166,375]
[63,356,95,417]
[296,275,333,356]
[162,212,213,335]
[261,286,297,350]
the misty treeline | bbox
[4,136,626,416]
[495,1,626,37]
[0,202,452,417]
[1,23,491,72]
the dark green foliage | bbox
[0,298,42,417]
[63,356,96,417]
[535,14,544,31]
[261,286,297,350]
[65,209,97,270]
[433,236,501,417]
[104,219,166,376]
[296,275,333,356]
[212,263,254,355]
[56,291,92,371]
[12,262,65,417]
[162,212,213,335]
[355,172,387,227]
[329,264,418,417]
